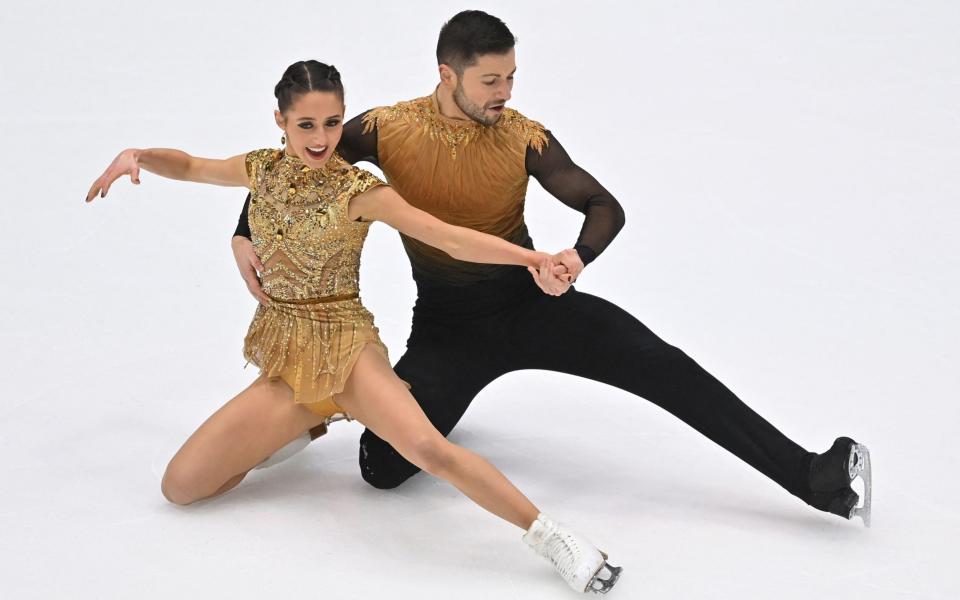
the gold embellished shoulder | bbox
[361,97,431,133]
[347,165,386,197]
[362,96,548,158]
[244,148,282,183]
[496,108,548,155]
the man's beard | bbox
[453,82,501,126]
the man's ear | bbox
[438,64,457,88]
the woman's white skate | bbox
[523,514,623,594]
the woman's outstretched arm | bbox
[349,186,571,295]
[85,148,247,202]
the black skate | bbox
[809,437,872,526]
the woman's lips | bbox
[306,146,327,159]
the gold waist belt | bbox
[266,292,360,305]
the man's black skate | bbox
[808,437,872,526]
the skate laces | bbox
[542,528,583,580]
[524,515,594,585]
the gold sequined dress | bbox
[242,148,389,420]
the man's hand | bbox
[527,257,573,296]
[552,248,585,284]
[231,236,270,305]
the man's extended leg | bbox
[502,287,827,505]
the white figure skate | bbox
[523,513,622,594]
[255,422,333,470]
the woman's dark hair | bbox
[274,60,344,113]
[436,10,516,75]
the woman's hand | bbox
[86,149,141,202]
[231,236,270,306]
[527,255,573,296]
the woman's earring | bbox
[281,134,286,146]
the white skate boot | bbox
[522,513,622,594]
[255,423,330,470]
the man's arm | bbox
[338,110,380,166]
[526,130,626,272]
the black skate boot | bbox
[807,437,872,526]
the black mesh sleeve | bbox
[338,110,380,167]
[525,130,625,265]
[233,193,251,239]
[232,110,381,239]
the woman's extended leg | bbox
[161,376,328,505]
[335,346,539,530]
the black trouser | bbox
[359,267,817,504]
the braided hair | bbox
[274,60,344,113]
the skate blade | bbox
[587,560,623,595]
[848,443,872,527]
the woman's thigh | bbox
[335,346,448,462]
[163,376,328,502]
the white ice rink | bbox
[1,1,958,598]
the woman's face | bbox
[275,90,344,168]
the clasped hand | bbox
[527,248,583,296]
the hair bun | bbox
[273,77,295,99]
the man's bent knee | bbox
[359,436,420,490]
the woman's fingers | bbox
[538,261,555,295]
[101,168,122,197]
[85,178,102,202]
[527,266,547,294]
[130,161,141,185]
[545,259,573,295]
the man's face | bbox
[452,48,516,125]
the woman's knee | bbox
[160,458,209,506]
[161,467,194,505]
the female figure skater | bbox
[85,60,621,595]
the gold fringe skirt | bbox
[242,293,389,420]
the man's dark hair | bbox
[436,10,516,75]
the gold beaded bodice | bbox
[244,149,385,301]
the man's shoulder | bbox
[496,107,549,154]
[359,96,549,155]
[360,96,432,133]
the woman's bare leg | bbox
[335,346,539,530]
[161,376,328,505]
